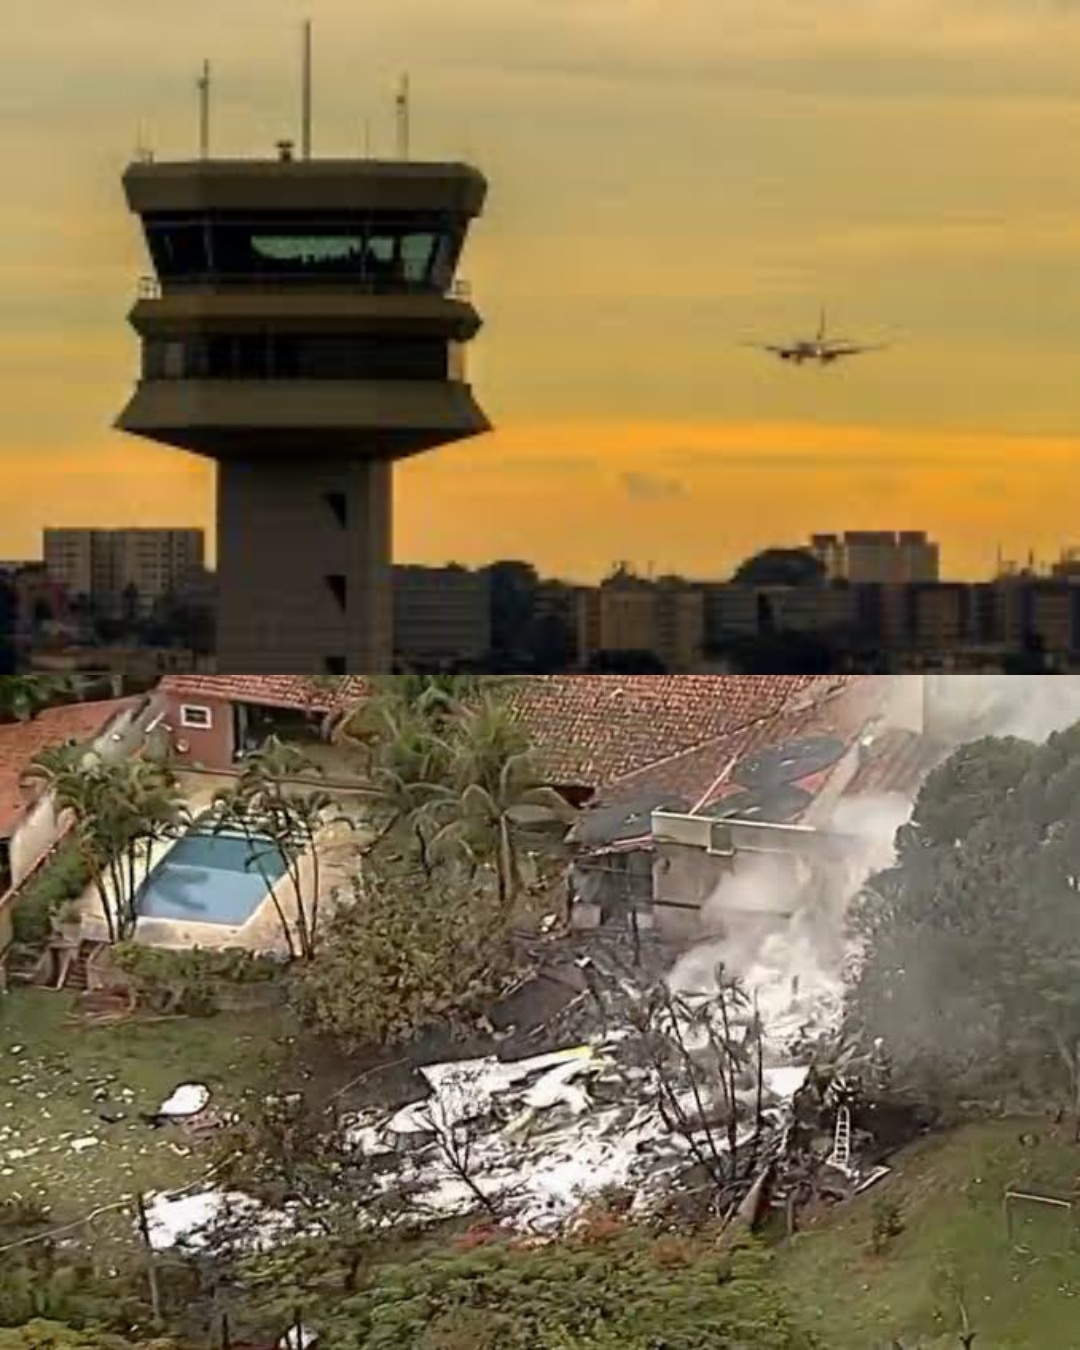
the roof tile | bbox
[505,675,847,787]
[159,675,369,712]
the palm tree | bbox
[420,696,576,909]
[213,736,351,960]
[20,749,185,942]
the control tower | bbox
[116,152,489,673]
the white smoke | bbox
[927,675,1080,746]
[667,675,1080,1055]
[668,792,911,1054]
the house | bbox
[502,675,840,801]
[565,675,949,942]
[153,673,842,795]
[152,675,369,773]
[0,696,150,961]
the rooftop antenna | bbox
[361,117,372,158]
[197,60,211,160]
[301,20,313,159]
[395,73,411,160]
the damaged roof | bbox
[582,675,941,839]
[503,675,841,788]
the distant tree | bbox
[531,610,576,672]
[0,676,77,724]
[0,578,17,676]
[120,583,140,627]
[730,548,825,588]
[585,650,667,673]
[717,632,842,675]
[1002,631,1056,674]
[485,560,539,661]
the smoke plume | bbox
[667,675,1080,1055]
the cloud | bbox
[621,470,687,501]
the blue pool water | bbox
[136,827,289,926]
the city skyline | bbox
[8,1,1080,579]
[17,523,1080,587]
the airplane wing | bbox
[741,342,791,355]
[826,342,889,357]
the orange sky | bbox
[6,0,1080,580]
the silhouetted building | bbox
[116,151,489,674]
[393,564,491,668]
[811,531,939,584]
[577,567,703,672]
[43,528,204,620]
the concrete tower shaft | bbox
[115,158,490,674]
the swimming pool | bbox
[136,826,289,927]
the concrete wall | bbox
[216,456,392,674]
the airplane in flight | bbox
[745,308,889,366]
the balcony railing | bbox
[135,274,473,302]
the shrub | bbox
[111,944,283,1016]
[869,1196,904,1255]
[317,1233,816,1349]
[11,844,91,948]
[294,861,518,1049]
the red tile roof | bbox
[843,726,950,799]
[586,675,947,842]
[504,675,841,787]
[159,675,369,712]
[0,698,140,836]
[595,676,874,809]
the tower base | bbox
[215,456,392,674]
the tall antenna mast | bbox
[197,60,211,160]
[301,20,313,159]
[395,73,411,160]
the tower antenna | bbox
[197,60,211,160]
[395,73,411,160]
[301,20,313,159]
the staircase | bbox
[47,939,109,992]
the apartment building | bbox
[577,568,704,671]
[392,564,491,668]
[811,531,940,584]
[43,529,205,617]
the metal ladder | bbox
[826,1104,853,1174]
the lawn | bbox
[778,1118,1080,1348]
[0,987,290,1225]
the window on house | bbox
[179,704,212,729]
[324,656,347,675]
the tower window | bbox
[325,574,347,610]
[324,492,348,528]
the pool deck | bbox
[75,775,367,954]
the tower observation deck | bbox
[116,156,490,673]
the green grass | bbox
[777,1118,1080,1348]
[0,987,288,1223]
